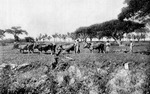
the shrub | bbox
[13,42,19,49]
[107,66,146,94]
[0,42,7,46]
[0,65,13,94]
[25,37,35,42]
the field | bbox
[0,42,150,94]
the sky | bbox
[0,0,125,38]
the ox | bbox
[27,43,35,53]
[84,42,105,53]
[19,43,35,53]
[57,43,75,54]
[33,43,56,54]
[19,44,29,53]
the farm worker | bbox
[106,41,111,53]
[13,41,19,49]
[90,42,94,53]
[75,39,80,53]
[129,41,134,53]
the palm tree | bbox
[37,33,43,41]
[42,34,48,41]
[58,34,62,42]
[47,35,52,41]
[141,33,147,41]
[35,38,38,41]
[96,32,103,41]
[5,26,28,42]
[62,34,67,42]
[74,27,89,42]
[52,33,58,42]
[69,32,76,41]
[0,29,5,40]
[67,32,71,42]
[126,33,132,41]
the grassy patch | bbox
[0,42,150,94]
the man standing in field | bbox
[75,39,80,53]
[89,42,94,53]
[129,41,134,53]
[13,41,19,49]
[106,41,111,53]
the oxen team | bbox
[83,42,105,53]
[19,42,57,54]
[18,41,109,55]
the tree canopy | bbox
[91,19,144,37]
[5,26,28,42]
[118,0,150,22]
[74,26,97,41]
[0,29,5,39]
[47,36,52,41]
[6,26,28,35]
[74,27,88,41]
[25,37,34,42]
[67,32,76,40]
[73,19,145,45]
[88,19,145,44]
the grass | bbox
[0,42,150,94]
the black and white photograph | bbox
[0,0,150,94]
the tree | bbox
[74,27,88,42]
[37,33,43,41]
[134,33,141,41]
[61,34,67,41]
[118,0,150,22]
[67,32,76,41]
[35,38,38,41]
[141,33,147,41]
[52,33,58,42]
[0,29,6,46]
[25,37,34,42]
[47,36,52,41]
[86,27,97,41]
[57,34,62,42]
[0,29,5,40]
[42,34,48,41]
[88,19,145,45]
[132,34,136,40]
[126,33,132,41]
[67,32,71,42]
[5,26,28,42]
[134,27,149,41]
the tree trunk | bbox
[137,38,140,42]
[113,37,122,46]
[14,34,19,42]
[116,40,122,46]
[84,38,87,42]
[90,38,92,42]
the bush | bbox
[13,42,19,49]
[123,42,130,46]
[1,39,15,44]
[0,42,7,46]
[0,65,13,94]
[110,42,119,46]
[25,37,35,42]
[107,66,146,94]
